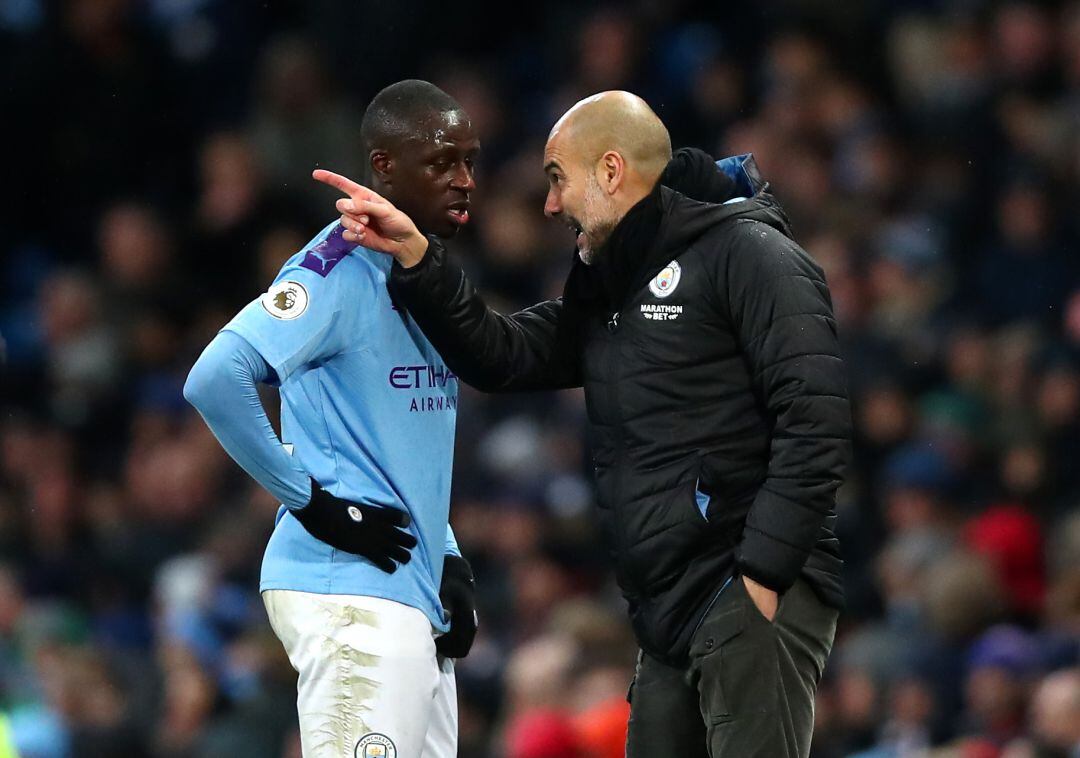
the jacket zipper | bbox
[605,310,627,582]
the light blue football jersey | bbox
[223,222,459,631]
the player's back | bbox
[223,221,459,630]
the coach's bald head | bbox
[543,92,671,263]
[551,92,671,184]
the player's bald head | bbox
[547,91,671,184]
[360,79,466,154]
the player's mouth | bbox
[447,201,470,226]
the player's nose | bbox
[451,163,476,192]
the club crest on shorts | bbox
[355,733,396,758]
[261,280,309,320]
[648,261,682,298]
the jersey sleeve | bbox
[445,523,462,558]
[184,330,312,509]
[223,228,371,382]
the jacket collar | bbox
[561,150,782,312]
[592,183,666,306]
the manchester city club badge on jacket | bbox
[648,260,682,298]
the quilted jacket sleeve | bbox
[721,220,852,593]
[388,236,584,392]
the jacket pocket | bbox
[694,478,712,521]
[622,463,714,595]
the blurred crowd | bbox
[2,0,1080,756]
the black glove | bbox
[435,554,478,658]
[291,479,417,572]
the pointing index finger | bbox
[312,168,365,197]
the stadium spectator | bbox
[2,2,1078,755]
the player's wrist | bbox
[442,554,474,584]
[395,232,429,268]
[304,477,324,507]
[290,479,323,520]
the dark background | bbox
[1,0,1079,756]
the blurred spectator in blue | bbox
[976,182,1078,327]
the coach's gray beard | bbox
[577,179,617,266]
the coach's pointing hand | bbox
[292,479,418,573]
[312,169,430,268]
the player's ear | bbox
[370,150,392,184]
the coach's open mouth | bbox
[447,202,470,226]
[567,220,585,249]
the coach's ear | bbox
[370,150,392,184]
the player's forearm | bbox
[184,331,311,509]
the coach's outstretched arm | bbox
[391,236,581,392]
[184,332,417,572]
[314,170,582,393]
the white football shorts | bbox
[263,590,456,758]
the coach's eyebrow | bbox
[544,160,561,174]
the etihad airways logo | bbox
[388,365,458,389]
[388,365,457,413]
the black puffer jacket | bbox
[390,151,851,665]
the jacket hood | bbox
[656,149,793,251]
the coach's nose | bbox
[544,188,561,218]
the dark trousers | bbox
[626,577,838,758]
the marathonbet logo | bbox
[640,303,683,321]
